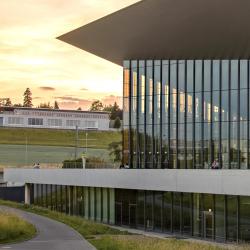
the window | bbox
[28,118,43,126]
[48,119,62,127]
[66,120,80,127]
[8,117,24,125]
[85,121,97,128]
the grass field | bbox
[0,144,109,167]
[0,200,243,250]
[0,127,121,167]
[0,210,36,244]
[0,127,121,149]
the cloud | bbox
[80,88,88,91]
[55,96,85,102]
[39,86,55,91]
[33,96,42,100]
[101,95,122,107]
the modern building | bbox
[0,107,110,131]
[5,0,250,244]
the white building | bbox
[0,107,110,131]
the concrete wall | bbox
[4,168,250,196]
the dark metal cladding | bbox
[58,0,250,65]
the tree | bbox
[5,98,12,106]
[54,101,59,109]
[13,103,23,107]
[103,102,123,120]
[108,141,122,162]
[89,100,103,111]
[0,98,12,107]
[37,102,53,109]
[77,107,82,111]
[114,117,121,129]
[23,88,33,107]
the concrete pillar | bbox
[25,183,31,205]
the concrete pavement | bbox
[0,206,96,250]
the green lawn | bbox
[0,200,240,250]
[0,127,121,149]
[0,210,36,244]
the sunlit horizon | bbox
[0,0,140,110]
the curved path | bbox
[0,206,96,250]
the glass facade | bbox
[32,184,250,243]
[123,59,250,169]
[33,184,115,224]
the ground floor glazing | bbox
[31,184,250,243]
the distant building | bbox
[0,107,109,131]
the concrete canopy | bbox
[58,0,250,66]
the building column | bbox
[25,183,31,205]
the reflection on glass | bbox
[123,59,249,170]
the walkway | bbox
[0,206,96,250]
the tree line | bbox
[0,88,60,110]
[89,100,122,128]
[1,88,123,128]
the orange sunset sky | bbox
[0,0,139,110]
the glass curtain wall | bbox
[123,59,250,169]
[32,185,250,243]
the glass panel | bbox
[179,60,185,123]
[123,61,130,98]
[204,122,211,169]
[240,60,248,89]
[193,193,201,237]
[96,188,101,222]
[227,196,238,242]
[195,123,202,169]
[204,60,211,92]
[221,91,229,122]
[240,121,247,169]
[137,190,145,228]
[109,189,115,224]
[187,60,194,93]
[170,123,177,169]
[230,122,238,169]
[173,193,181,232]
[154,61,161,168]
[102,188,108,223]
[178,123,185,169]
[221,122,229,169]
[212,122,220,165]
[240,196,250,242]
[90,187,95,220]
[84,187,89,219]
[186,123,193,169]
[163,192,172,232]
[213,60,220,91]
[240,89,248,121]
[154,192,162,231]
[145,191,153,230]
[138,124,145,168]
[182,193,192,235]
[203,194,214,239]
[146,61,153,168]
[123,126,129,165]
[222,60,229,90]
[215,195,225,241]
[195,60,202,93]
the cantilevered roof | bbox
[58,0,250,66]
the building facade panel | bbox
[0,108,110,131]
[123,59,250,170]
